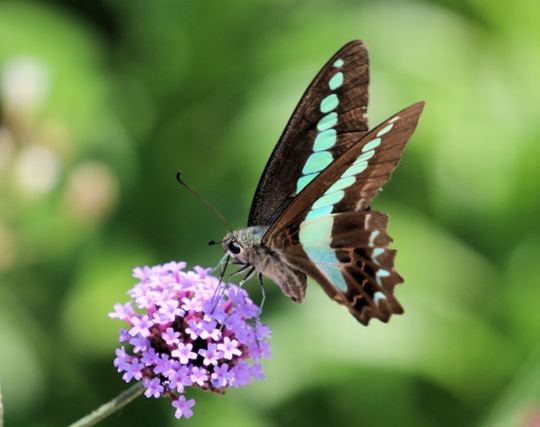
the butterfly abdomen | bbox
[251,244,308,303]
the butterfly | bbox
[220,40,424,325]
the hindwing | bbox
[277,211,402,324]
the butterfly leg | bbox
[210,255,231,311]
[258,273,266,312]
[211,253,229,274]
[238,266,256,288]
[228,263,253,280]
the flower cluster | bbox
[110,261,271,419]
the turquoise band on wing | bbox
[295,58,346,196]
[362,138,381,152]
[295,172,318,193]
[325,176,355,194]
[342,161,368,178]
[320,94,339,113]
[299,216,348,292]
[329,72,343,90]
[305,205,334,220]
[317,112,338,131]
[333,58,344,68]
[303,151,333,174]
[313,129,337,151]
[311,190,344,210]
[377,123,394,137]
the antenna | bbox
[176,171,233,232]
[208,239,225,246]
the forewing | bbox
[263,101,424,242]
[248,40,369,226]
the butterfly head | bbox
[221,226,267,265]
[221,233,246,263]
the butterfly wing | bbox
[248,40,370,226]
[263,102,425,325]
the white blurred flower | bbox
[14,144,60,196]
[1,57,50,112]
[64,161,118,222]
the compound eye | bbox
[228,240,241,255]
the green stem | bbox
[68,383,144,427]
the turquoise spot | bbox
[375,269,390,286]
[373,247,384,257]
[296,172,318,194]
[313,129,337,151]
[306,205,333,220]
[333,58,344,68]
[317,112,338,131]
[355,150,375,163]
[312,190,344,210]
[302,151,333,174]
[300,216,348,292]
[341,161,368,178]
[362,138,381,152]
[373,291,386,304]
[329,72,344,90]
[376,123,394,137]
[320,94,339,113]
[299,215,333,245]
[325,176,355,194]
[320,265,348,291]
[307,248,340,264]
[369,230,380,246]
[372,247,384,264]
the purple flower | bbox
[217,336,242,360]
[110,262,272,420]
[172,395,195,419]
[129,336,149,353]
[190,366,208,386]
[211,363,231,388]
[128,315,152,337]
[109,302,134,320]
[144,378,164,398]
[161,327,180,346]
[185,319,203,340]
[118,329,130,343]
[121,360,143,382]
[199,318,220,340]
[153,354,172,375]
[181,296,200,312]
[171,342,197,364]
[198,343,221,366]
[158,299,184,321]
[140,347,158,365]
[167,365,191,392]
[113,347,130,371]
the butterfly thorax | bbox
[222,226,307,302]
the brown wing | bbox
[263,102,425,325]
[279,211,403,325]
[263,102,425,242]
[248,40,369,226]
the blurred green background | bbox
[1,0,540,426]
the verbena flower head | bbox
[110,261,272,419]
